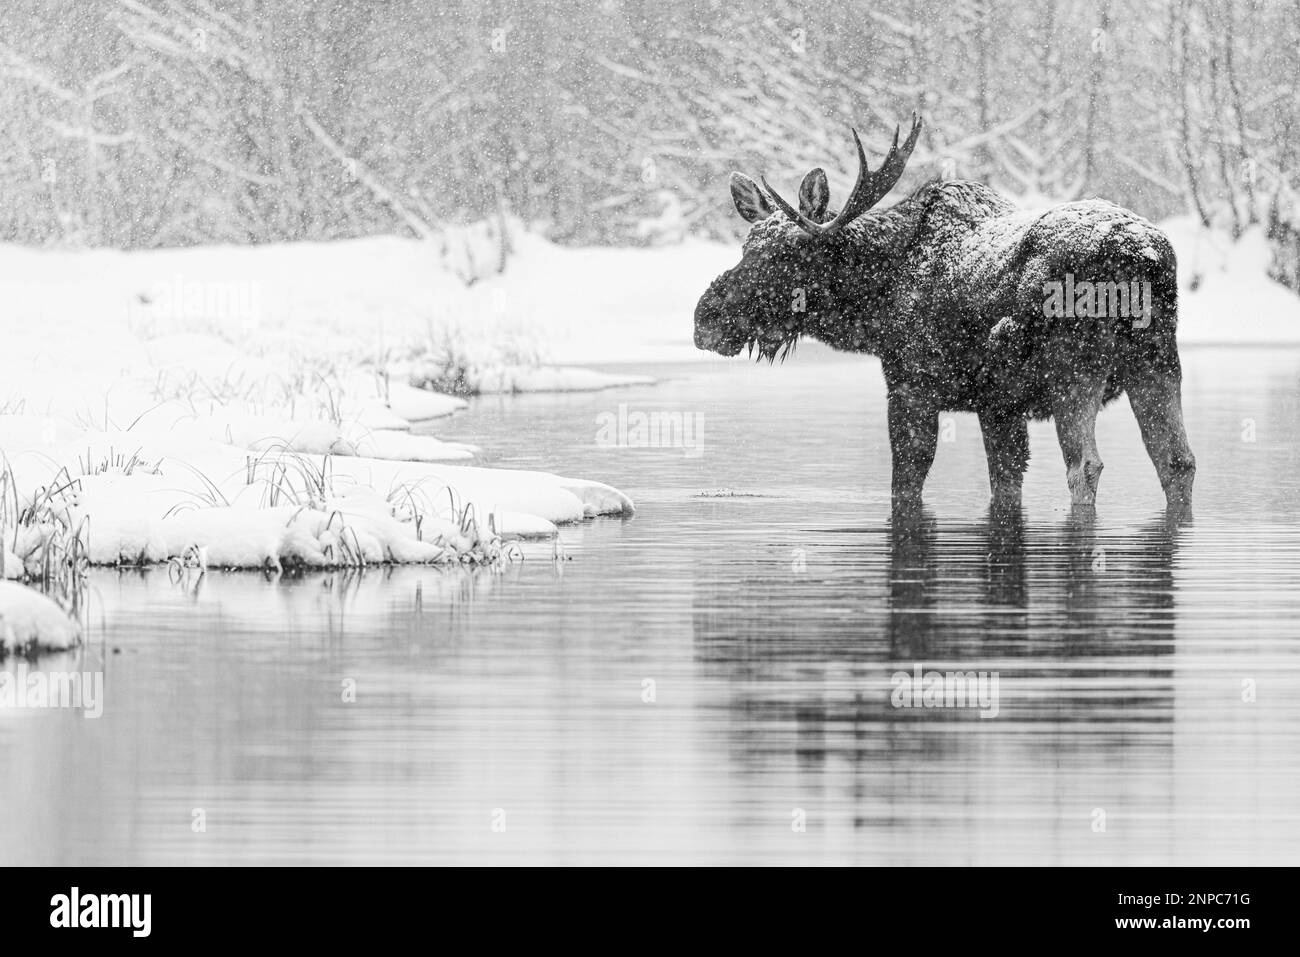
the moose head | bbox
[694,113,923,362]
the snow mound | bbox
[0,583,79,655]
[0,419,632,572]
[0,234,643,576]
[408,362,655,396]
[387,383,467,420]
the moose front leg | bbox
[978,411,1029,507]
[887,387,939,511]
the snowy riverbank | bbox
[1,211,1297,653]
[0,229,704,651]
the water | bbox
[3,345,1299,865]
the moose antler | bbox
[761,112,923,237]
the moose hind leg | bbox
[1127,369,1196,509]
[979,411,1029,507]
[1053,381,1106,507]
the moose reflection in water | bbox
[690,507,1186,740]
[684,513,1194,861]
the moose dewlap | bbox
[694,113,1195,511]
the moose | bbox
[694,114,1195,513]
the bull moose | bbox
[694,114,1195,513]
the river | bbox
[2,345,1298,864]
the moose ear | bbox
[798,168,830,221]
[730,172,774,223]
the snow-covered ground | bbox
[0,582,80,656]
[1160,217,1300,343]
[0,227,689,649]
[1,208,1297,652]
